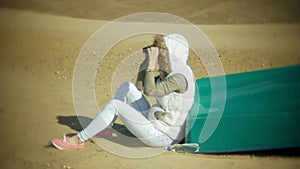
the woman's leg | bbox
[114,82,150,117]
[53,82,172,148]
[77,100,117,142]
[77,82,151,142]
[113,99,173,147]
[52,100,118,149]
[78,99,173,147]
[113,83,173,146]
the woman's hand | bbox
[146,47,159,71]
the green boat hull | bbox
[185,65,300,153]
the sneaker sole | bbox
[51,140,66,150]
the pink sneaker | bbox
[52,135,84,150]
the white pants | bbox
[77,82,173,147]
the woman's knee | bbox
[119,82,137,91]
[117,82,140,97]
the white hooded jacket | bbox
[148,34,195,141]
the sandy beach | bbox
[0,0,299,168]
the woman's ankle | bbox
[69,135,84,144]
[76,135,85,144]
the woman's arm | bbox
[144,72,187,96]
[135,59,148,91]
[135,46,157,91]
[143,46,187,96]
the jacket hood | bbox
[163,33,189,68]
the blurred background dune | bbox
[0,1,299,169]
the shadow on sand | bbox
[55,115,152,148]
[56,115,136,137]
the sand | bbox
[0,0,300,168]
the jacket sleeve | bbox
[144,71,187,96]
